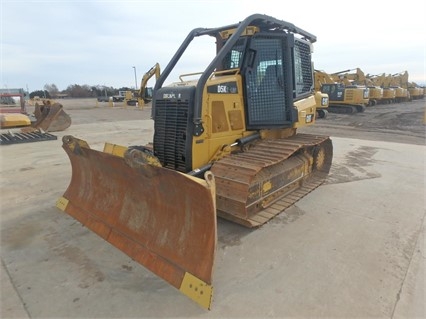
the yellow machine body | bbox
[315,70,369,113]
[57,14,333,309]
[0,113,31,128]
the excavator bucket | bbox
[31,102,71,132]
[56,136,217,309]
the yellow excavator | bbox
[125,63,160,107]
[392,71,424,100]
[408,82,425,100]
[56,14,333,309]
[331,68,384,106]
[377,73,409,103]
[314,69,369,113]
[367,73,396,104]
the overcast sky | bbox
[1,0,425,92]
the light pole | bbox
[132,66,138,90]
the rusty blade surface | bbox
[57,136,217,308]
[32,103,71,132]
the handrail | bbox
[152,14,317,136]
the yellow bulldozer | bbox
[56,14,333,309]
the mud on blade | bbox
[57,136,217,309]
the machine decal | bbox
[207,82,238,94]
[162,93,182,99]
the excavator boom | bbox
[139,63,160,104]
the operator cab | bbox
[215,27,314,129]
[320,83,346,101]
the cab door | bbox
[244,35,290,129]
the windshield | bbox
[219,38,246,70]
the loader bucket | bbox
[32,102,71,132]
[56,136,217,309]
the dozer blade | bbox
[56,136,217,309]
[31,103,71,132]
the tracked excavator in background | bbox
[56,14,333,309]
[367,73,396,104]
[392,71,425,100]
[125,63,161,107]
[314,69,369,113]
[388,73,410,102]
[331,68,383,106]
[408,82,426,100]
[377,73,409,103]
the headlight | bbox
[363,89,369,99]
[306,114,314,123]
[321,97,329,106]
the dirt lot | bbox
[51,97,426,145]
[300,99,425,145]
[1,97,425,318]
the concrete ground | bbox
[1,100,425,318]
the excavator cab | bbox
[321,83,345,101]
[57,14,332,309]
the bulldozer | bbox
[56,14,333,309]
[314,69,369,113]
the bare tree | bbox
[44,83,59,98]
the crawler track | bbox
[211,133,333,227]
